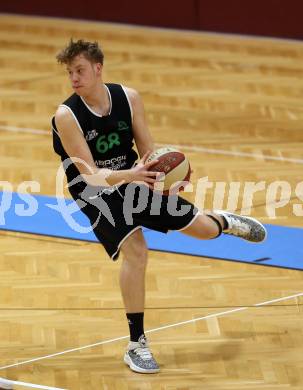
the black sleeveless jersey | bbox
[52,83,138,191]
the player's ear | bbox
[95,62,103,76]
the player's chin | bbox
[72,86,84,94]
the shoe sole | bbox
[124,354,160,374]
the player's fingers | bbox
[145,171,160,177]
[144,159,159,169]
[144,177,158,184]
[144,172,165,182]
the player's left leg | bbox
[181,211,267,243]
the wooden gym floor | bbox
[0,13,302,390]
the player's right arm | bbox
[55,106,159,187]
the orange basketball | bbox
[146,147,191,195]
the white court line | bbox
[0,377,66,390]
[0,125,49,135]
[0,292,302,371]
[0,124,302,164]
[156,142,303,165]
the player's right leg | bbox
[120,229,160,374]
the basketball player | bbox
[52,39,267,374]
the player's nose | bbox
[70,72,79,83]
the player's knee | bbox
[124,247,148,270]
[201,220,220,239]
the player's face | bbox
[66,54,102,95]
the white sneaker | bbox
[215,210,267,243]
[0,377,13,389]
[124,335,160,374]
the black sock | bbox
[206,214,223,238]
[221,215,229,230]
[126,312,144,342]
[208,214,229,230]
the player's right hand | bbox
[128,151,163,187]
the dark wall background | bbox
[1,0,302,40]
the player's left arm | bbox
[124,87,155,158]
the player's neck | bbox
[81,83,110,116]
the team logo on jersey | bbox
[118,121,129,131]
[85,129,98,141]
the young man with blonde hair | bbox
[52,39,266,374]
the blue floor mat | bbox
[0,192,302,271]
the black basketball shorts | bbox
[69,183,199,260]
